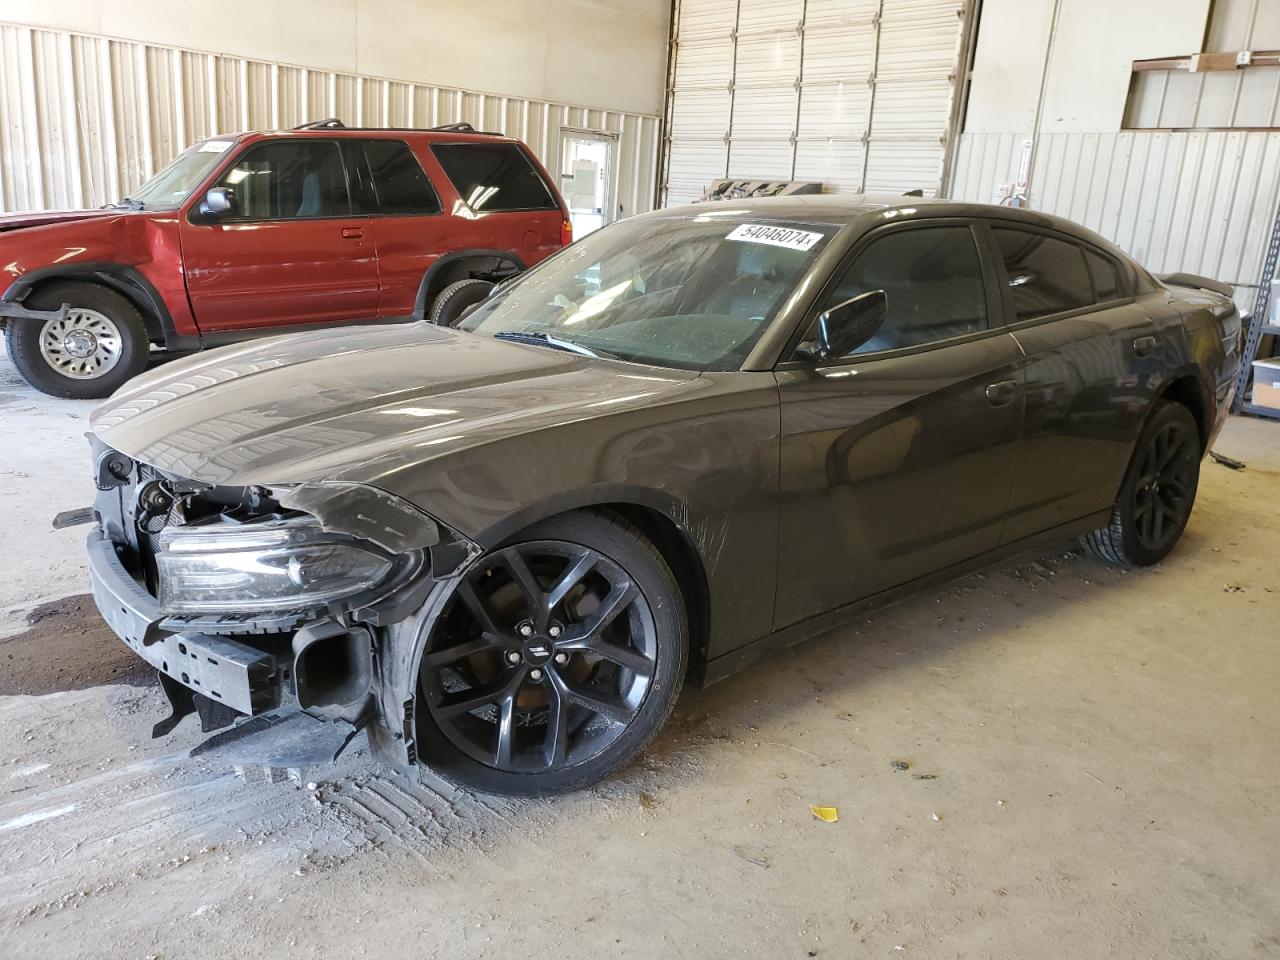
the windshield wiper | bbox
[492,330,616,360]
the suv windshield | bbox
[457,215,836,371]
[124,139,237,210]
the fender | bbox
[2,262,179,346]
[412,248,526,318]
[467,482,702,553]
[369,483,710,771]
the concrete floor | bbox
[1,345,1278,959]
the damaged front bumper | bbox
[87,527,342,758]
[88,530,282,718]
[81,442,481,772]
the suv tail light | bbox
[561,219,573,247]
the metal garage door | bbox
[662,0,975,204]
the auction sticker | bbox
[726,223,823,251]
[198,140,234,153]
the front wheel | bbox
[1082,400,1201,566]
[416,510,687,795]
[4,281,150,399]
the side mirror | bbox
[198,187,237,219]
[815,289,888,359]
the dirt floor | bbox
[1,345,1278,959]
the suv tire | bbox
[430,279,494,327]
[1082,400,1201,567]
[5,282,150,399]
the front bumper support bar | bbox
[86,531,284,717]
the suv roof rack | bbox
[288,118,506,136]
[427,122,505,136]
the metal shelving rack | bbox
[1232,199,1280,421]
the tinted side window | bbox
[806,226,988,357]
[363,141,441,215]
[1085,249,1122,301]
[215,140,349,220]
[431,143,557,212]
[993,228,1093,321]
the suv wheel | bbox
[1082,400,1201,566]
[5,282,150,399]
[415,510,687,795]
[430,279,494,327]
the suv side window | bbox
[431,142,558,212]
[214,140,349,220]
[992,228,1096,321]
[362,140,441,215]
[798,226,988,358]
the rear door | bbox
[181,138,379,332]
[985,224,1160,542]
[774,221,1025,628]
[349,138,447,317]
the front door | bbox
[180,138,380,333]
[774,222,1024,628]
[558,130,615,239]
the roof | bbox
[639,193,1130,258]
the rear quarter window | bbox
[431,142,558,212]
[1085,249,1122,302]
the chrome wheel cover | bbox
[38,309,124,380]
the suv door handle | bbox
[341,227,365,239]
[985,379,1017,406]
[1132,335,1158,357]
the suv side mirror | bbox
[815,289,888,359]
[199,187,237,219]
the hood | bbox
[0,209,125,233]
[91,323,701,489]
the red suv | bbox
[0,120,571,398]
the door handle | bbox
[985,379,1017,406]
[1132,335,1158,357]
[341,227,364,240]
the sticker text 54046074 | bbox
[726,223,824,251]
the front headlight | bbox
[156,517,402,614]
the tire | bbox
[4,281,150,399]
[429,279,494,327]
[1082,400,1202,567]
[416,509,688,796]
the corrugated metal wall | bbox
[662,0,973,205]
[0,21,662,217]
[950,130,1280,310]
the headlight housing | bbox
[156,517,405,614]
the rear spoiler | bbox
[1158,272,1234,298]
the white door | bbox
[559,130,616,238]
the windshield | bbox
[457,214,838,371]
[123,139,238,210]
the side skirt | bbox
[694,509,1112,687]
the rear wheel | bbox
[430,279,494,327]
[416,510,687,795]
[1082,400,1201,566]
[4,282,149,398]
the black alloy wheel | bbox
[1083,400,1202,566]
[416,511,686,795]
[1131,416,1198,553]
